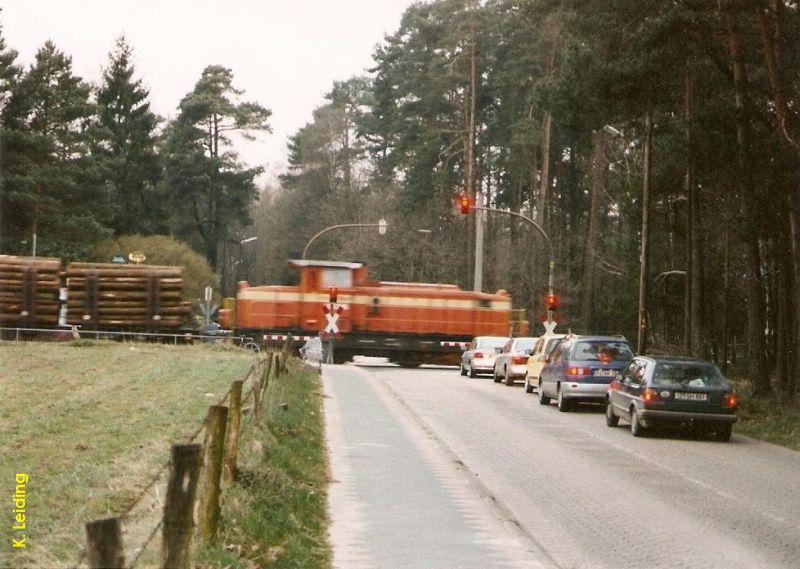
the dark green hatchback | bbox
[605,356,738,441]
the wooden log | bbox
[66,276,184,284]
[65,306,191,316]
[0,255,62,267]
[65,318,186,327]
[161,443,202,569]
[66,264,183,277]
[67,291,183,300]
[198,405,227,542]
[68,261,182,271]
[223,380,244,483]
[85,517,125,569]
[64,282,183,292]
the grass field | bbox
[0,340,253,568]
[736,396,800,451]
[200,362,331,569]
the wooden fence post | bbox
[254,373,263,418]
[223,380,244,482]
[198,405,227,541]
[261,354,272,400]
[85,517,124,569]
[161,443,202,569]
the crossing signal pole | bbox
[456,193,557,331]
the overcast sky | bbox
[2,0,418,186]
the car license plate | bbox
[674,392,708,401]
[593,369,616,377]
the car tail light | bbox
[512,356,528,365]
[722,392,738,410]
[567,366,588,377]
[474,352,484,359]
[642,388,660,406]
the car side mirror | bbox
[495,347,503,354]
[525,349,533,355]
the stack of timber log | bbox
[0,255,63,326]
[65,263,191,328]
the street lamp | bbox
[302,219,388,260]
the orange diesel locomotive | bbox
[219,259,527,366]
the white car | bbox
[523,334,566,393]
[460,336,509,378]
[493,337,537,385]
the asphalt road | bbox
[323,363,800,569]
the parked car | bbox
[460,336,509,378]
[605,356,738,441]
[524,334,566,393]
[538,335,633,411]
[493,337,537,385]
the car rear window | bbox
[545,338,562,355]
[515,338,535,352]
[652,363,727,388]
[478,338,507,349]
[572,340,633,362]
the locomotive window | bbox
[320,268,353,289]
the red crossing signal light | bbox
[545,293,559,311]
[457,193,472,214]
[329,287,338,303]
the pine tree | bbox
[95,36,162,235]
[1,41,109,258]
[163,65,271,274]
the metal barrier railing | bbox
[0,326,259,349]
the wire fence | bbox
[68,346,289,569]
[0,326,260,350]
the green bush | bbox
[90,234,220,304]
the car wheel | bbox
[538,380,551,405]
[713,424,733,442]
[460,363,467,376]
[504,367,514,386]
[630,407,647,437]
[492,367,502,383]
[605,400,619,427]
[469,365,477,379]
[524,376,534,393]
[557,388,571,412]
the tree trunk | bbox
[721,228,730,371]
[755,0,799,395]
[537,112,552,226]
[684,67,705,358]
[537,17,559,226]
[637,108,653,355]
[582,130,605,332]
[725,10,770,396]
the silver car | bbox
[460,336,509,378]
[493,337,536,385]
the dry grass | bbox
[0,340,252,568]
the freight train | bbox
[219,259,528,366]
[0,255,191,331]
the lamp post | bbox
[237,236,258,283]
[301,219,387,260]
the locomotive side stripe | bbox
[237,290,512,311]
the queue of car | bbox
[460,332,739,442]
